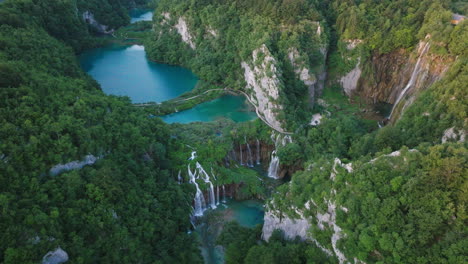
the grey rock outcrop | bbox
[42,247,68,264]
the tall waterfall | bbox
[177,170,182,184]
[256,139,261,165]
[268,150,280,179]
[267,133,293,179]
[196,162,217,209]
[245,136,254,167]
[188,164,206,216]
[222,185,226,203]
[216,186,220,205]
[389,42,430,119]
[239,144,244,165]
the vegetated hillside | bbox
[265,144,466,264]
[0,1,202,263]
[146,0,329,131]
[0,0,152,51]
[329,0,467,122]
[202,1,467,263]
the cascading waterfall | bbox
[389,42,430,119]
[239,144,244,165]
[256,139,260,165]
[196,162,217,209]
[267,133,293,179]
[245,136,254,167]
[188,164,206,216]
[189,151,197,160]
[216,186,220,205]
[177,170,182,184]
[267,150,280,179]
[222,185,226,203]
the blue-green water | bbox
[220,199,264,227]
[80,44,198,103]
[130,10,153,23]
[163,95,257,123]
[80,44,256,123]
[198,199,264,264]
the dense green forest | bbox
[0,0,467,263]
[146,0,329,129]
[267,144,467,263]
[0,0,202,263]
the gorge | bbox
[0,0,466,264]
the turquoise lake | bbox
[197,199,264,264]
[80,44,198,103]
[162,95,257,124]
[80,43,256,123]
[130,10,153,23]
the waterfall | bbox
[256,139,261,165]
[245,136,254,167]
[267,150,280,179]
[189,151,197,160]
[177,170,182,184]
[239,144,244,166]
[389,42,430,119]
[196,162,217,209]
[222,185,226,203]
[216,186,220,205]
[267,132,292,179]
[188,164,206,216]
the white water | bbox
[267,150,280,179]
[245,136,254,167]
[389,42,430,119]
[196,162,217,209]
[239,144,244,165]
[188,164,206,216]
[222,185,226,203]
[266,133,292,179]
[216,186,220,205]
[178,170,183,184]
[256,139,261,165]
[189,151,197,160]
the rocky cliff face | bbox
[242,45,285,131]
[151,5,328,130]
[288,47,327,106]
[82,11,114,34]
[339,37,454,121]
[262,158,353,263]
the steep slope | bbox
[330,1,466,123]
[145,0,328,130]
[0,1,201,263]
[263,144,467,263]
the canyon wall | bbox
[339,37,454,121]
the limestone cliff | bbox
[262,158,353,263]
[157,13,196,49]
[150,3,328,130]
[242,45,284,132]
[338,37,454,121]
[82,11,114,34]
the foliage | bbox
[218,223,333,264]
[271,144,467,263]
[0,1,202,263]
[145,0,329,128]
[350,58,467,156]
